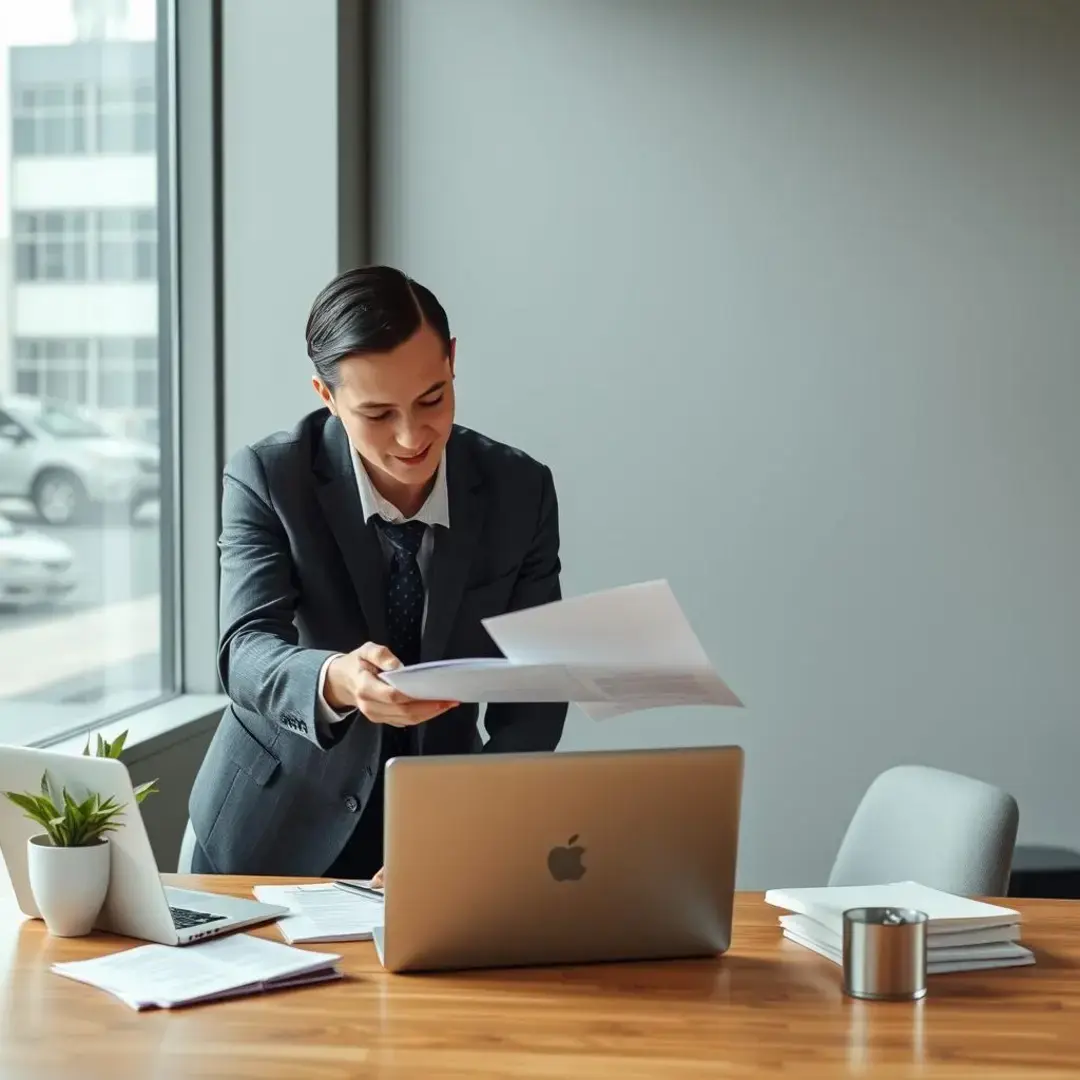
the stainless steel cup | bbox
[842,907,928,1001]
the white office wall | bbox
[373,0,1080,887]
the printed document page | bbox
[253,883,383,943]
[51,933,341,1009]
[380,580,741,713]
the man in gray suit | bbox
[188,266,567,877]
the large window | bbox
[1,0,175,746]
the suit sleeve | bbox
[482,465,568,753]
[217,446,340,749]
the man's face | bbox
[314,321,456,497]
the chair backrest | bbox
[177,818,197,874]
[829,765,1019,895]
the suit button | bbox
[343,794,359,813]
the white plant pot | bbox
[27,834,111,937]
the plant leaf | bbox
[4,791,54,829]
[40,770,59,805]
[134,779,159,803]
[110,730,127,758]
[4,762,135,845]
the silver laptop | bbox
[0,745,287,945]
[370,745,744,973]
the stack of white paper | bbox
[381,579,743,718]
[252,882,383,944]
[51,933,343,1010]
[764,881,1036,974]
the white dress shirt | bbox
[315,447,450,726]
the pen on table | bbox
[331,880,385,901]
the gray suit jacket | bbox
[188,410,567,874]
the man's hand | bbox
[324,642,457,727]
[370,866,385,890]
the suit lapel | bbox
[421,431,484,663]
[314,416,389,645]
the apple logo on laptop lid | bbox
[548,835,586,882]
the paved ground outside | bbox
[0,499,166,743]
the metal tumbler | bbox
[842,907,928,1001]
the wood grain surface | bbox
[0,874,1076,1079]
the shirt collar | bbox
[351,447,450,529]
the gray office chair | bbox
[177,818,197,874]
[829,765,1019,896]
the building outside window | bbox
[13,336,158,412]
[0,0,175,745]
[12,76,154,156]
[97,80,156,153]
[13,338,92,403]
[14,210,90,281]
[15,209,155,282]
[97,208,157,281]
[11,82,90,155]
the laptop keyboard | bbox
[170,905,227,930]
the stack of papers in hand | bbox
[764,881,1035,974]
[51,933,343,1010]
[380,579,743,718]
[252,882,383,943]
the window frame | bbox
[171,0,225,699]
[156,0,183,714]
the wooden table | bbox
[1,875,1078,1079]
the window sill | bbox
[42,693,226,765]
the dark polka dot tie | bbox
[375,518,427,667]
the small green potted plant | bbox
[2,730,157,937]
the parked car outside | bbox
[99,409,159,447]
[0,396,159,526]
[0,511,77,607]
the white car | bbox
[0,512,77,607]
[0,396,160,526]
